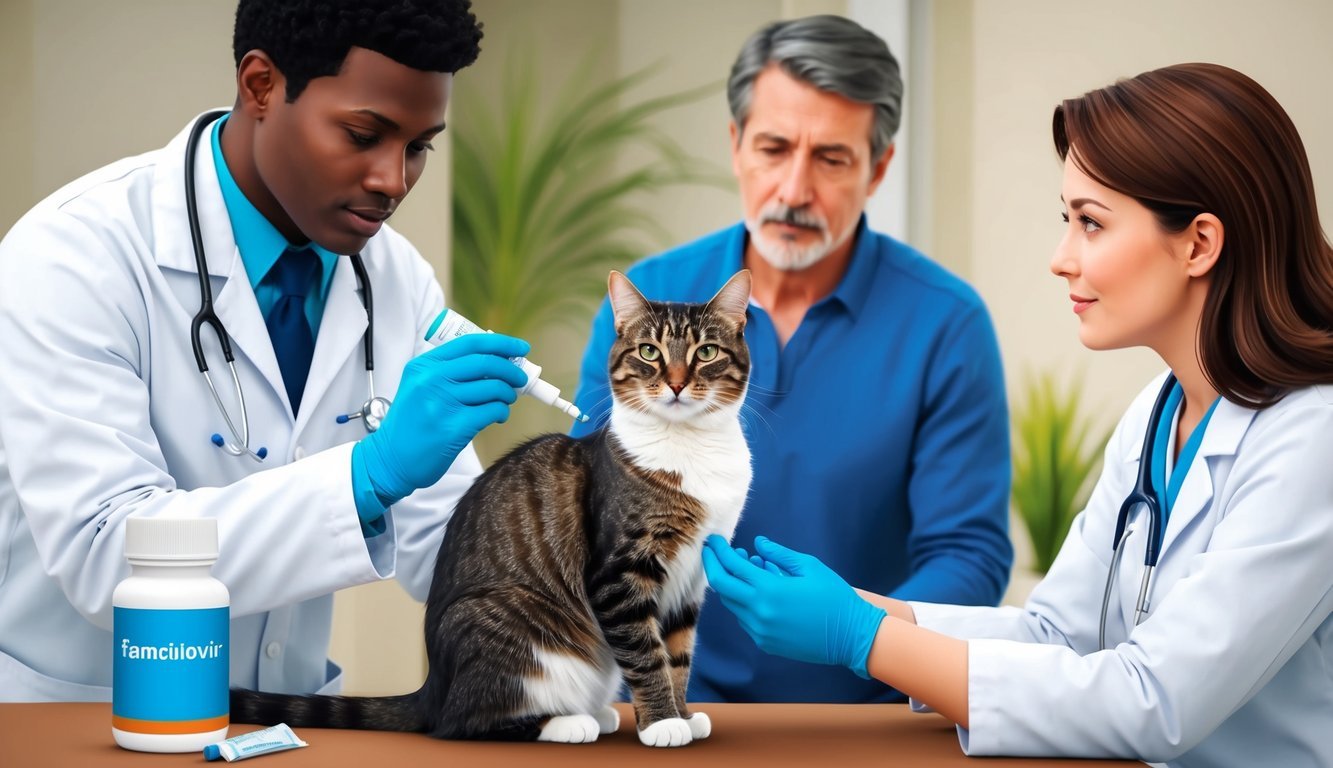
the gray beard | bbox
[745,217,858,271]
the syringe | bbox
[424,309,589,423]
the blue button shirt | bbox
[571,218,1013,703]
[210,116,337,332]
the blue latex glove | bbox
[702,535,888,679]
[355,333,531,505]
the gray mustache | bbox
[761,205,825,231]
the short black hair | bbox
[233,0,483,102]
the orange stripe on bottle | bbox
[112,714,229,734]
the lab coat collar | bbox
[1195,396,1257,459]
[152,109,237,279]
[152,110,289,412]
[1160,398,1256,554]
[200,240,370,429]
[1123,376,1259,554]
[295,258,368,436]
[1119,376,1257,465]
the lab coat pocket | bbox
[0,649,111,702]
[314,659,344,695]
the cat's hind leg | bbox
[434,590,618,743]
[522,644,621,743]
[427,595,553,742]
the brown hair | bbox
[1053,62,1333,407]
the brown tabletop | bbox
[0,702,1143,767]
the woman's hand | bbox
[702,535,887,678]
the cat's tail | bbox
[229,687,427,732]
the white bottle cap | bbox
[124,517,219,561]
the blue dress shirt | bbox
[571,218,1013,703]
[209,116,337,332]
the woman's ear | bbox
[1185,213,1224,278]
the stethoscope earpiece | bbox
[209,433,267,461]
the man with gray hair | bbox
[571,15,1011,703]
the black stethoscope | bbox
[185,110,391,462]
[1098,372,1178,650]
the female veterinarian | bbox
[704,62,1333,768]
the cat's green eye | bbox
[695,344,719,362]
[638,344,661,362]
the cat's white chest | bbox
[675,442,751,539]
[652,436,749,619]
[609,407,752,537]
[610,406,752,619]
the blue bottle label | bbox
[113,606,229,733]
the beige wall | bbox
[927,0,972,278]
[952,0,1333,442]
[0,0,35,233]
[29,1,234,198]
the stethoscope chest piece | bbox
[364,396,390,431]
[339,395,392,432]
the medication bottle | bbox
[112,517,230,752]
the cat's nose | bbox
[667,365,687,396]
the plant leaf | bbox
[1012,370,1112,573]
[449,48,723,340]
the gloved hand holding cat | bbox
[702,535,888,680]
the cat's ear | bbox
[608,270,652,331]
[705,270,752,326]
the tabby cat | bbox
[231,269,753,747]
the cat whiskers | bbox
[737,380,791,398]
[584,391,619,430]
[737,398,778,440]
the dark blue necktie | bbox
[265,248,319,414]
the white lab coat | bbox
[912,373,1333,767]
[0,112,481,701]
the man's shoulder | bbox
[0,146,169,265]
[866,229,987,313]
[27,151,162,225]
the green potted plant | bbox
[1011,371,1113,574]
[450,55,725,339]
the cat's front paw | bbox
[595,705,621,734]
[538,714,601,744]
[686,711,711,739]
[638,717,694,748]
